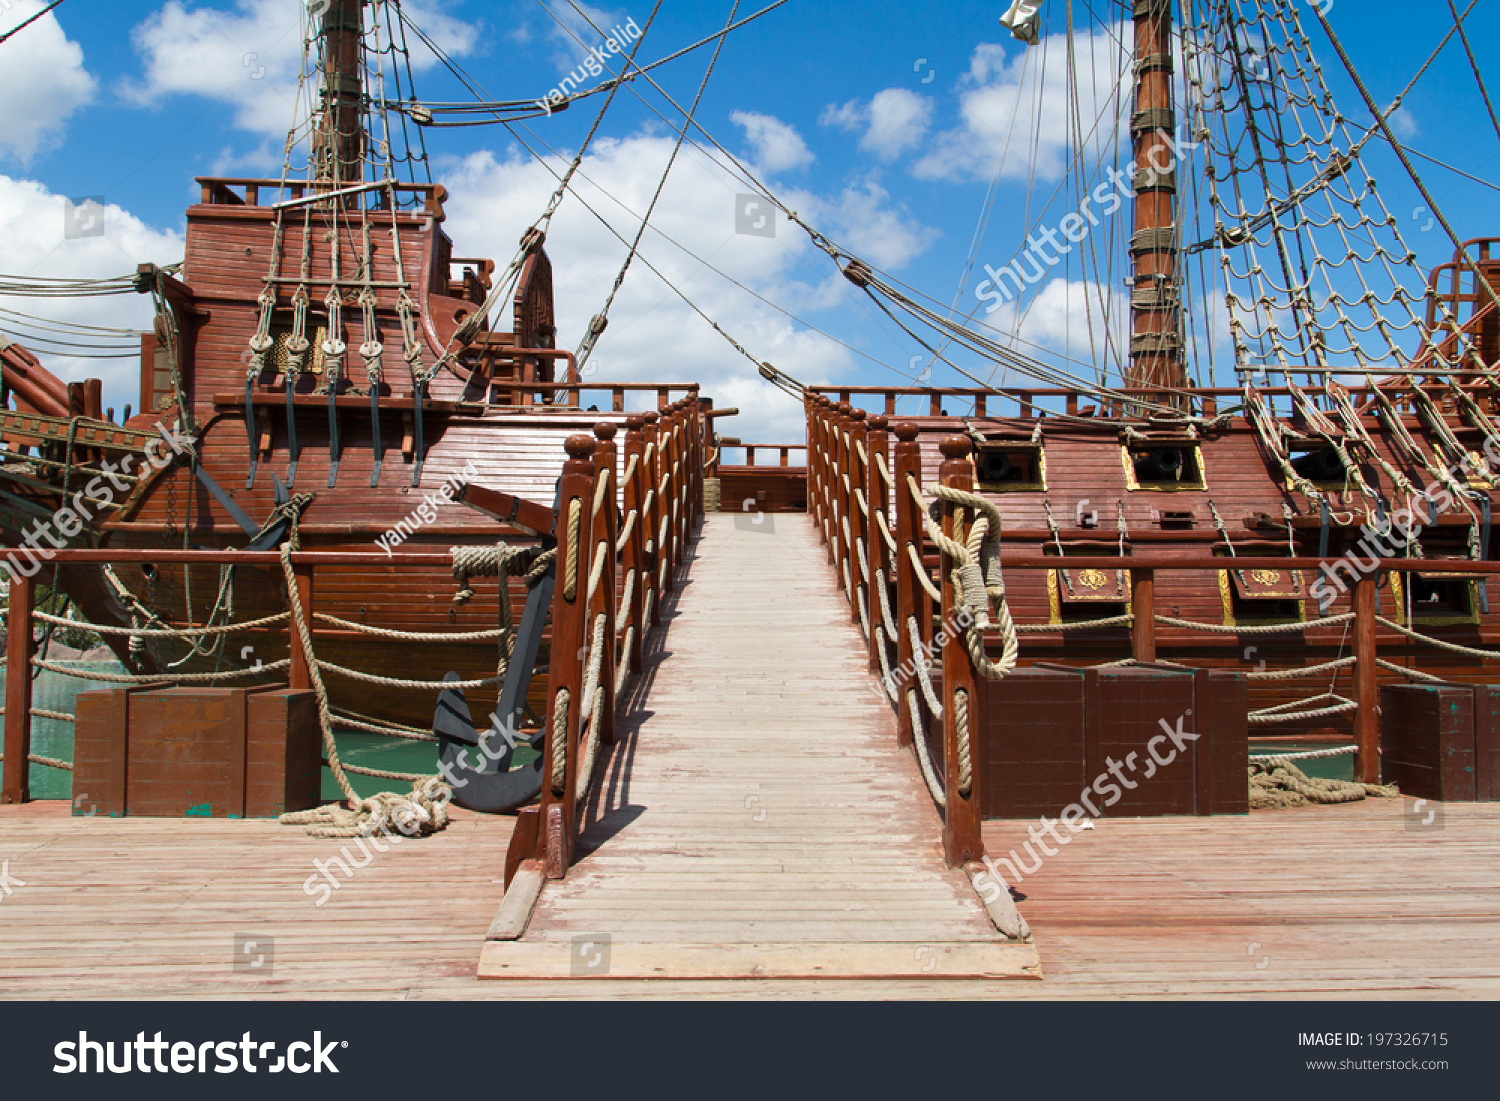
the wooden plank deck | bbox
[480,512,1036,979]
[0,514,1497,997]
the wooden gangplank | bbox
[479,513,1039,980]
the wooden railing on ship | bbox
[0,398,708,824]
[805,394,1500,866]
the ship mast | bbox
[1127,0,1186,393]
[310,0,366,187]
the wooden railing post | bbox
[892,421,928,748]
[866,414,890,674]
[1354,572,1379,784]
[2,573,35,804]
[592,421,620,745]
[1131,568,1156,665]
[540,434,596,878]
[848,408,868,626]
[834,402,853,600]
[642,411,663,623]
[622,415,646,673]
[662,401,680,588]
[288,563,314,691]
[809,396,829,553]
[939,436,983,866]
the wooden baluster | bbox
[939,436,983,866]
[892,422,928,748]
[622,416,646,673]
[780,447,790,467]
[866,415,890,674]
[1353,572,1379,784]
[1131,568,1156,665]
[641,411,662,623]
[540,434,596,878]
[809,396,828,552]
[2,573,35,804]
[834,403,853,592]
[593,422,620,745]
[688,389,703,529]
[664,401,681,582]
[288,563,314,691]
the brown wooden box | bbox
[717,467,807,513]
[1380,684,1478,801]
[71,683,320,817]
[982,665,1247,818]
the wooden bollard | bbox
[540,433,596,878]
[939,435,983,867]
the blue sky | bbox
[2,0,1497,443]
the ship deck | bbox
[2,796,1497,999]
[1,514,1497,999]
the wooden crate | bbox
[981,665,1247,818]
[1380,684,1478,801]
[71,684,320,817]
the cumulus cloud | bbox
[435,129,934,442]
[0,176,184,414]
[122,0,476,141]
[914,26,1130,183]
[0,1,97,165]
[730,111,814,174]
[819,89,933,162]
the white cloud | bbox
[914,27,1129,183]
[435,129,934,443]
[122,0,476,142]
[730,111,814,174]
[819,89,933,162]
[816,179,938,271]
[0,176,185,415]
[1388,107,1419,141]
[0,0,97,165]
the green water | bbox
[1249,741,1354,782]
[1,663,536,809]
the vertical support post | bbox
[540,434,596,878]
[288,563,314,691]
[2,573,35,804]
[687,388,703,529]
[866,415,890,674]
[642,411,662,624]
[834,403,853,597]
[660,402,679,590]
[809,396,828,552]
[622,416,646,673]
[592,422,619,744]
[939,435,983,866]
[1131,568,1156,664]
[892,422,928,748]
[1353,572,1379,784]
[847,408,867,625]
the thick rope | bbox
[549,687,570,797]
[574,614,609,803]
[615,625,636,697]
[28,610,288,638]
[907,615,943,720]
[315,660,499,691]
[1248,694,1359,724]
[1246,656,1357,681]
[275,544,450,838]
[906,542,943,602]
[31,658,290,683]
[314,613,510,642]
[1249,759,1397,810]
[563,498,582,600]
[1015,616,1134,633]
[0,752,73,771]
[906,688,946,810]
[1249,744,1357,764]
[1375,658,1451,684]
[1154,612,1356,635]
[952,687,972,797]
[1376,616,1500,660]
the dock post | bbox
[939,436,984,866]
[540,434,596,878]
[866,415,890,674]
[622,416,646,673]
[1131,568,1156,665]
[1353,572,1379,784]
[892,422,929,748]
[2,573,35,804]
[593,422,620,744]
[288,563,314,691]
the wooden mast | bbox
[1128,0,1186,393]
[311,0,366,187]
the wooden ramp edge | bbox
[478,939,1041,980]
